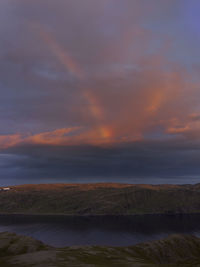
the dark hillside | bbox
[1,232,200,266]
[0,183,200,215]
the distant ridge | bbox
[0,183,199,215]
[4,182,193,191]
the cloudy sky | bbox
[0,0,200,185]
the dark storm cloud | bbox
[1,138,200,183]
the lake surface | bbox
[0,214,200,247]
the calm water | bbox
[0,214,200,247]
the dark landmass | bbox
[0,232,200,266]
[0,183,200,215]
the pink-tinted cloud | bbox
[0,0,200,151]
[0,134,23,149]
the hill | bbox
[1,232,200,266]
[0,183,200,215]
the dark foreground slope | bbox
[1,232,200,266]
[0,183,200,215]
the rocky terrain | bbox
[0,183,200,215]
[0,232,200,266]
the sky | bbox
[0,0,200,185]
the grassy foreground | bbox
[0,183,200,215]
[0,232,200,266]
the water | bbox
[0,214,199,247]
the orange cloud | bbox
[0,134,22,149]
[84,91,104,121]
[166,117,200,137]
[36,25,84,79]
[35,26,114,142]
[21,23,199,148]
[25,127,81,145]
[83,90,113,139]
[147,90,164,113]
[0,126,115,150]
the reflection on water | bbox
[0,214,199,247]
